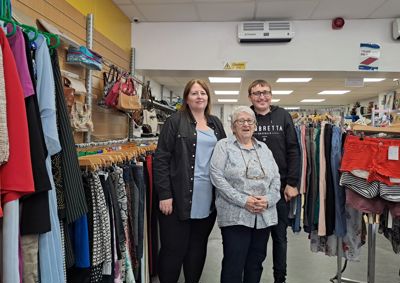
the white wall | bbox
[133,19,400,72]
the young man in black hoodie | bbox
[248,79,300,283]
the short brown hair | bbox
[180,79,212,116]
[248,79,272,96]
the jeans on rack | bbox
[331,126,347,237]
[131,163,145,260]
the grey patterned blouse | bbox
[210,135,281,229]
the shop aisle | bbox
[168,223,399,283]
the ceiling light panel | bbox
[318,90,350,95]
[272,90,293,95]
[276,78,312,83]
[284,107,300,110]
[214,90,240,95]
[301,99,325,103]
[363,78,386,82]
[271,99,281,102]
[209,77,242,83]
[218,99,238,103]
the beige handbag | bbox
[115,76,141,111]
[70,101,94,132]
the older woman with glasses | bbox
[210,106,281,283]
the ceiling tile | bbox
[256,1,318,20]
[197,3,255,21]
[113,0,132,4]
[369,0,400,18]
[194,0,252,2]
[136,3,199,21]
[311,0,387,20]
[119,4,145,21]
[133,0,193,4]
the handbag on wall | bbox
[62,75,92,132]
[105,74,141,111]
[63,77,75,114]
[98,65,120,108]
[70,101,94,132]
[116,76,141,111]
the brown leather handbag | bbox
[63,77,75,114]
[116,76,141,111]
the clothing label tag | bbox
[390,177,400,183]
[388,146,399,161]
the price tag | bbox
[388,146,399,161]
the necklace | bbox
[238,141,266,180]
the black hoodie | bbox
[251,105,300,189]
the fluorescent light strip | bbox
[272,90,293,95]
[218,99,238,103]
[318,90,350,95]
[276,78,312,83]
[301,99,325,103]
[209,77,241,83]
[271,99,281,103]
[214,90,240,95]
[284,107,300,110]
[363,78,385,82]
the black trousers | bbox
[267,198,290,283]
[220,225,268,283]
[158,210,216,283]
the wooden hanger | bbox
[352,124,400,134]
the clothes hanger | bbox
[18,23,38,41]
[0,17,16,37]
[38,31,60,50]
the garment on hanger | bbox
[34,33,65,283]
[0,43,8,166]
[51,49,88,224]
[0,28,34,209]
[12,29,52,235]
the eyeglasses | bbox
[239,143,266,180]
[245,165,266,180]
[251,90,272,97]
[235,119,256,126]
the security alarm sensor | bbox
[332,17,345,29]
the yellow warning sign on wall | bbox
[223,61,247,70]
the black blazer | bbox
[153,110,226,220]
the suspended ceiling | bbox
[112,0,400,106]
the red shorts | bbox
[340,135,400,184]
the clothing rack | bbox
[292,106,345,129]
[286,106,346,113]
[333,125,400,283]
[75,137,129,148]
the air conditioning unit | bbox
[238,21,294,43]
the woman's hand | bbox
[245,196,267,214]
[159,198,173,215]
